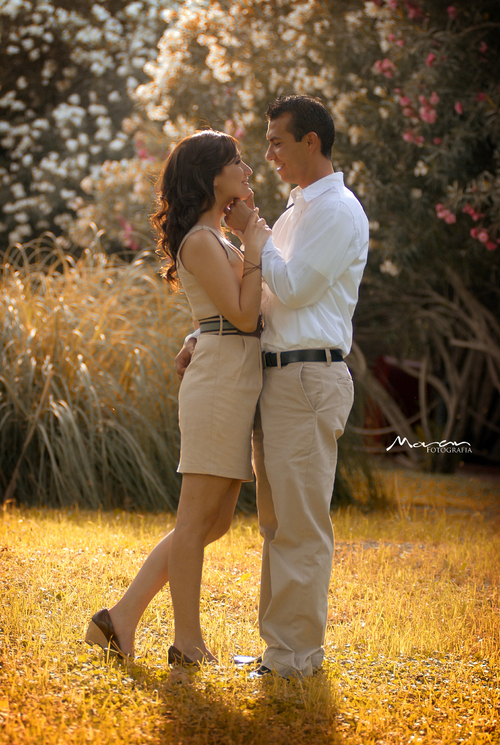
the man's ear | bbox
[305,131,321,154]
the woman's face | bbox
[215,155,253,203]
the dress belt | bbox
[198,315,262,338]
[262,348,344,368]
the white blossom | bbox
[380,259,400,276]
[414,160,428,177]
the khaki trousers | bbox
[253,360,354,677]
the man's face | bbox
[265,113,309,186]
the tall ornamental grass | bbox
[0,234,383,511]
[0,235,190,510]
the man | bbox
[178,95,369,678]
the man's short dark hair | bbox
[266,95,335,159]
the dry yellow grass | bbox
[0,468,499,744]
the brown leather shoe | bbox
[85,609,132,660]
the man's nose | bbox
[265,144,273,161]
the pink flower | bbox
[426,52,436,66]
[454,101,463,114]
[418,95,427,105]
[234,128,245,139]
[389,0,398,9]
[447,6,458,19]
[475,92,486,102]
[429,91,440,104]
[436,204,456,223]
[389,33,395,42]
[420,106,437,123]
[397,39,405,47]
[470,228,478,238]
[403,107,414,117]
[415,135,425,145]
[399,96,412,106]
[479,41,488,53]
[486,242,497,251]
[405,2,423,20]
[403,130,415,142]
[477,230,489,243]
[374,58,396,78]
[433,137,442,145]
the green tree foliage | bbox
[8,0,499,470]
[0,0,167,248]
[108,0,498,469]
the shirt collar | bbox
[288,172,344,206]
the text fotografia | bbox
[386,437,472,454]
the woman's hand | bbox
[240,210,272,256]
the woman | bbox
[85,131,270,665]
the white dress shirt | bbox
[260,172,369,356]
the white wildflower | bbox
[411,188,423,199]
[380,259,400,277]
[414,160,428,177]
[11,183,26,198]
[92,3,111,22]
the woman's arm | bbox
[180,213,270,333]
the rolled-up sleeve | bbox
[261,204,359,310]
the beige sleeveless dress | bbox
[176,225,262,481]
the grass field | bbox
[1,467,499,744]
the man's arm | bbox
[261,204,362,309]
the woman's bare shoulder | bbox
[180,228,229,272]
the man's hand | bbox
[224,194,256,234]
[174,337,197,380]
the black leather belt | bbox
[262,348,344,368]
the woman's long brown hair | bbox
[151,130,239,287]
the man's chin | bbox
[276,168,293,184]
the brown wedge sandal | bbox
[85,609,132,660]
[167,645,200,667]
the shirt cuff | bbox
[184,328,201,345]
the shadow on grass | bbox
[127,659,341,745]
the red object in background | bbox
[373,356,420,418]
[363,356,422,448]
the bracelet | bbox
[243,258,261,268]
[242,264,261,277]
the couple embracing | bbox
[86,94,369,679]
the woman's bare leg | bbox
[108,476,241,656]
